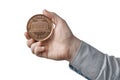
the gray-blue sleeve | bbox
[69,41,120,80]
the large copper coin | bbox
[27,14,53,41]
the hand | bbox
[24,10,81,61]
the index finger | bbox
[24,32,31,40]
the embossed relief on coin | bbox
[27,14,53,41]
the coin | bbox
[27,14,53,41]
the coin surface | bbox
[27,14,53,41]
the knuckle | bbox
[27,41,31,48]
[34,47,41,55]
[31,47,35,54]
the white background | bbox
[0,0,120,80]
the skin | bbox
[24,10,81,62]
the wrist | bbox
[67,36,81,62]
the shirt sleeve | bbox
[69,41,120,80]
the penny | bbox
[27,14,53,41]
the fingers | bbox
[34,46,45,56]
[30,42,47,57]
[27,39,35,48]
[25,32,47,58]
[43,9,63,25]
[31,42,42,53]
[24,32,31,40]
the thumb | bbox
[43,9,62,25]
[43,9,52,19]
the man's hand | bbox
[24,10,81,61]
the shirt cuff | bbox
[69,41,105,80]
